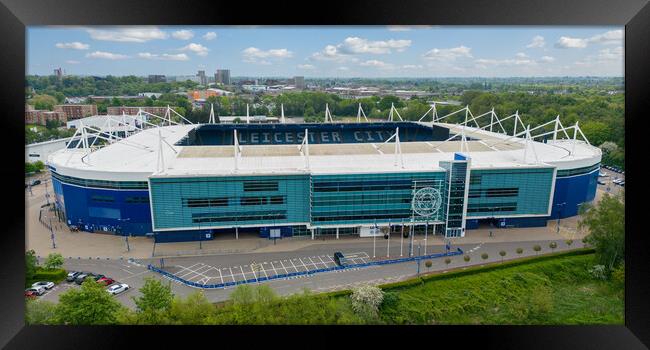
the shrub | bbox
[425,260,433,270]
[463,255,471,264]
[32,268,67,283]
[533,245,542,255]
[481,253,489,260]
[611,263,624,287]
[499,250,506,262]
[350,285,384,318]
[565,239,574,247]
[588,264,607,280]
[516,248,524,255]
[549,242,558,252]
[444,258,451,266]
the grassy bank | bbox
[206,249,623,325]
[377,249,623,324]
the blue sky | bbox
[27,26,624,78]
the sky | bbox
[27,26,624,78]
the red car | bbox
[25,291,38,299]
[97,277,115,286]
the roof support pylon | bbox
[357,103,368,122]
[281,104,286,123]
[233,129,239,170]
[394,127,404,168]
[246,104,250,124]
[208,103,216,124]
[325,103,334,123]
[388,103,403,122]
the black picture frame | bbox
[2,0,648,348]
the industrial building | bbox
[47,104,600,242]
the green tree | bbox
[132,277,174,324]
[481,253,489,261]
[499,250,506,263]
[579,192,625,269]
[533,245,542,255]
[549,242,558,253]
[25,300,57,325]
[167,291,216,325]
[516,247,524,255]
[25,250,38,282]
[55,279,124,325]
[463,255,471,265]
[444,258,451,267]
[29,94,57,111]
[425,260,433,272]
[580,121,611,147]
[565,239,574,247]
[43,253,64,270]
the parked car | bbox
[598,172,608,177]
[107,283,129,295]
[612,178,622,184]
[25,286,46,296]
[74,273,91,285]
[620,181,625,187]
[97,277,115,286]
[333,252,346,266]
[25,290,38,299]
[30,179,41,186]
[597,180,606,185]
[66,271,81,282]
[92,274,105,281]
[32,281,55,290]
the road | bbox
[597,167,625,196]
[38,237,585,309]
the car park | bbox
[25,286,46,296]
[32,281,55,290]
[107,283,129,295]
[66,271,81,282]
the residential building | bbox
[54,104,98,121]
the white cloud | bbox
[179,43,209,56]
[65,60,81,64]
[555,30,624,49]
[402,64,423,69]
[337,66,350,71]
[474,58,537,66]
[339,37,411,54]
[203,32,217,40]
[598,46,623,61]
[359,59,393,69]
[526,35,545,48]
[85,51,129,60]
[55,42,89,50]
[515,52,528,58]
[422,46,472,61]
[540,56,556,63]
[298,64,315,70]
[138,52,190,61]
[242,47,293,64]
[311,45,353,62]
[555,36,589,49]
[172,30,194,40]
[86,27,168,43]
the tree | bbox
[424,260,433,271]
[25,300,57,325]
[481,253,489,261]
[516,248,523,255]
[565,239,574,248]
[549,242,558,253]
[25,250,38,282]
[229,284,278,305]
[533,245,542,255]
[463,255,471,265]
[579,192,625,269]
[55,279,124,325]
[167,291,215,325]
[444,258,451,267]
[499,250,506,263]
[132,277,174,324]
[350,285,384,319]
[43,253,64,270]
[29,94,57,111]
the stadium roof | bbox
[48,120,601,182]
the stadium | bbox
[47,104,600,242]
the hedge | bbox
[32,268,67,283]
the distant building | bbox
[64,97,87,104]
[25,110,67,126]
[107,106,168,116]
[197,70,207,86]
[242,85,268,93]
[215,69,231,85]
[54,104,97,121]
[87,95,146,103]
[293,76,305,89]
[188,88,234,101]
[54,67,64,80]
[148,75,167,83]
[173,75,201,83]
[138,92,163,99]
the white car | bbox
[598,172,608,177]
[612,178,622,184]
[25,286,46,296]
[107,283,129,295]
[32,281,55,290]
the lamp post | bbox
[400,219,404,257]
[555,202,566,234]
[118,218,131,252]
[48,215,56,249]
[416,243,422,275]
[424,220,428,255]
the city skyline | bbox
[28,26,624,78]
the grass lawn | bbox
[377,251,624,325]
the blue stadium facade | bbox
[48,121,601,242]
